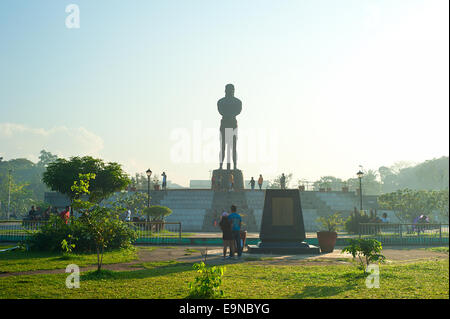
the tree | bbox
[378,189,439,223]
[346,169,381,195]
[313,176,345,191]
[71,173,136,271]
[104,191,149,218]
[143,205,172,222]
[435,190,449,220]
[38,150,58,167]
[0,171,34,218]
[42,156,130,204]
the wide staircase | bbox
[202,191,258,232]
[160,190,214,232]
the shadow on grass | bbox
[0,250,60,261]
[81,261,194,282]
[290,283,357,299]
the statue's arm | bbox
[236,100,242,115]
[217,101,224,116]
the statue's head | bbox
[225,84,235,96]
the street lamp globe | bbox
[146,169,152,177]
[356,170,364,179]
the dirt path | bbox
[0,246,447,278]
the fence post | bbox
[358,223,361,239]
[439,223,442,243]
[179,222,182,241]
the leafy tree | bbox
[378,189,439,223]
[143,205,172,222]
[71,173,136,271]
[38,150,58,167]
[43,156,130,204]
[346,169,381,195]
[0,171,34,218]
[313,176,345,191]
[435,190,449,220]
[104,191,149,218]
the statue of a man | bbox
[218,84,242,170]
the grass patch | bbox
[0,259,447,299]
[0,244,17,250]
[424,246,449,253]
[0,247,138,273]
[184,248,200,255]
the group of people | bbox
[248,175,264,190]
[27,205,71,224]
[212,174,265,191]
[218,205,243,259]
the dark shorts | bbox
[222,231,233,241]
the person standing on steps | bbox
[229,173,234,192]
[249,177,256,190]
[280,173,286,190]
[161,172,167,191]
[258,174,263,190]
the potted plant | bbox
[316,213,343,253]
[143,205,173,231]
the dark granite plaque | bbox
[272,197,294,226]
[248,189,319,254]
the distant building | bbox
[166,180,186,189]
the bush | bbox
[143,205,172,221]
[344,209,379,234]
[342,238,386,273]
[316,213,343,232]
[25,214,137,253]
[188,262,225,299]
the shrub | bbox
[188,262,225,299]
[143,205,172,221]
[25,214,137,253]
[316,213,343,232]
[341,238,386,273]
[344,209,379,234]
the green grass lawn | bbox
[0,247,138,273]
[424,246,449,253]
[0,258,447,299]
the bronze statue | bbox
[218,84,242,170]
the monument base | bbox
[212,168,244,191]
[247,241,320,254]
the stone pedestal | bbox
[248,189,320,254]
[211,168,244,191]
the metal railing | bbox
[359,223,449,245]
[129,221,182,244]
[0,220,183,244]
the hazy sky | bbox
[1,0,448,186]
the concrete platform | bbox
[248,242,320,254]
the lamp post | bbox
[357,170,364,211]
[146,169,152,208]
